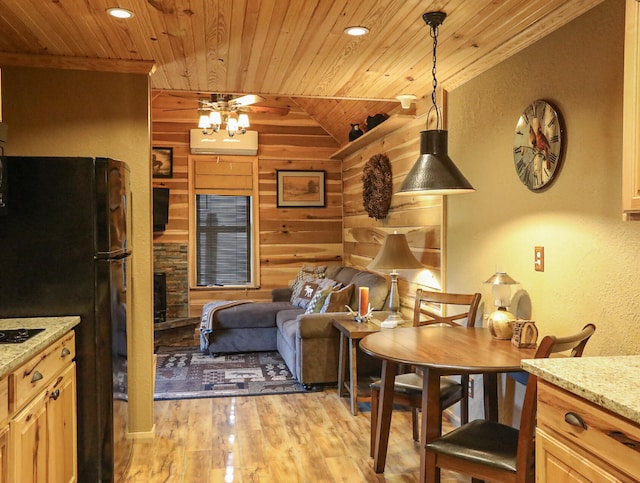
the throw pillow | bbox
[304,284,337,314]
[290,265,327,302]
[321,283,355,313]
[292,277,336,310]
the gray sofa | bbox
[202,265,389,386]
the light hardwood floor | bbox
[120,388,470,482]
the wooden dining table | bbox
[360,326,536,483]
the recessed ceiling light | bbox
[344,26,369,37]
[107,7,134,19]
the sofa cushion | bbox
[349,272,388,310]
[322,283,355,313]
[333,266,360,286]
[276,308,305,326]
[290,264,327,301]
[277,318,299,346]
[214,301,294,329]
[324,265,343,280]
[291,277,337,309]
[304,284,334,314]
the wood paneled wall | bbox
[340,116,445,319]
[152,93,443,320]
[152,107,343,317]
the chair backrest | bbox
[412,289,482,328]
[516,323,596,481]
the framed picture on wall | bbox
[152,147,173,178]
[277,170,326,207]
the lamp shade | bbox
[484,271,519,308]
[397,130,474,195]
[483,272,518,286]
[368,233,424,271]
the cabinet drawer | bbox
[537,380,640,479]
[9,331,75,413]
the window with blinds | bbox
[195,194,253,286]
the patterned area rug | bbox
[154,347,307,400]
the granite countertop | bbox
[0,317,80,379]
[522,355,640,425]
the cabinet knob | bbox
[31,371,44,383]
[564,411,587,429]
[61,347,71,357]
[50,389,60,401]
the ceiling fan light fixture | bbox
[238,113,250,130]
[227,116,239,137]
[344,26,369,36]
[198,114,211,130]
[106,7,134,19]
[209,110,222,127]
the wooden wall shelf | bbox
[330,114,414,160]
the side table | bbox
[332,317,384,415]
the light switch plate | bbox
[535,246,544,272]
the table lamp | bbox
[368,233,424,328]
[483,271,519,339]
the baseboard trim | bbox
[128,424,156,441]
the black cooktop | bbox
[0,328,45,344]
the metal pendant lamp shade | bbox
[398,130,475,195]
[396,11,475,196]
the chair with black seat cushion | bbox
[369,289,481,455]
[425,323,596,483]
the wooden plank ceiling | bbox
[0,0,604,146]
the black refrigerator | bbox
[0,156,132,482]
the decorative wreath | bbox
[362,153,393,220]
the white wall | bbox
[446,0,640,357]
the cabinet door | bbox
[537,428,628,483]
[623,0,640,218]
[47,363,77,483]
[9,391,48,483]
[0,425,8,483]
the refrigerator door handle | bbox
[95,250,132,261]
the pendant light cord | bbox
[429,22,442,130]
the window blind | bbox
[196,194,252,286]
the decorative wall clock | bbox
[513,100,564,191]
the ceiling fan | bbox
[171,93,290,137]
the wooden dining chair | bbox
[369,289,481,455]
[424,323,596,483]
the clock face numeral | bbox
[513,100,564,191]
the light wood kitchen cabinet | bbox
[536,380,640,482]
[0,426,8,483]
[0,376,8,483]
[623,0,640,220]
[8,331,77,483]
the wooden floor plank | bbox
[120,388,470,482]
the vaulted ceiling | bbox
[0,0,605,145]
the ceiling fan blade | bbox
[162,107,197,112]
[230,94,264,107]
[247,105,290,115]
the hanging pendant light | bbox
[397,12,474,196]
